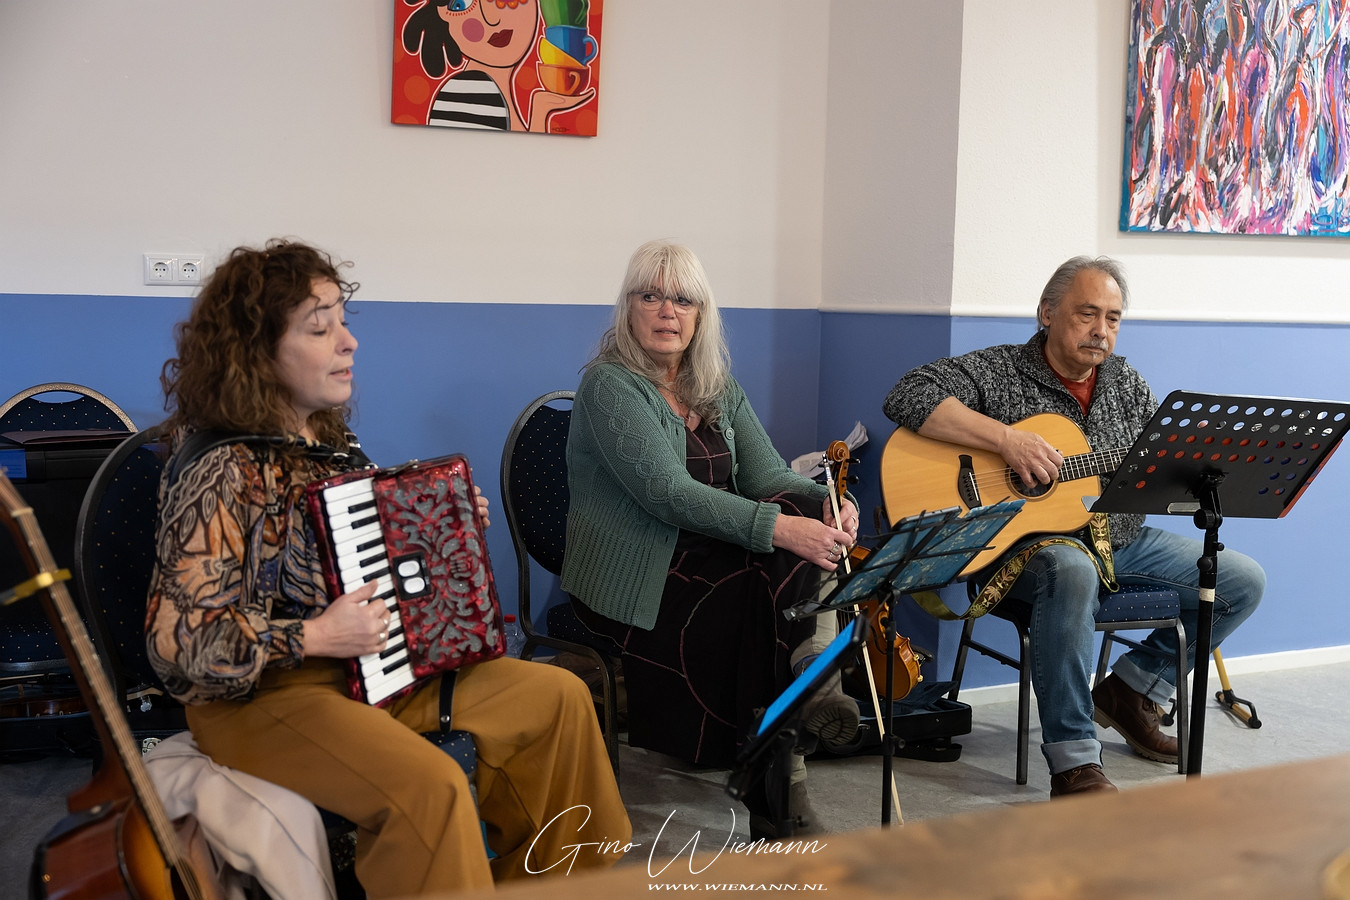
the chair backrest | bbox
[0,382,136,433]
[73,426,168,699]
[500,391,574,579]
[0,385,137,679]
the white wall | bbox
[0,1,829,309]
[952,0,1350,325]
[7,0,1347,320]
[821,0,963,314]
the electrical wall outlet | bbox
[144,254,176,284]
[177,257,203,284]
[144,253,207,285]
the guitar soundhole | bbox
[1009,473,1054,498]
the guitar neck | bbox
[1060,445,1128,483]
[0,477,210,899]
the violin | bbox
[0,472,224,900]
[823,441,922,703]
[856,596,923,702]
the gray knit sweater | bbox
[882,332,1157,550]
[562,362,830,630]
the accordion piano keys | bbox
[320,479,420,705]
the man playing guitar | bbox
[882,256,1265,797]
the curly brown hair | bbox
[160,239,359,447]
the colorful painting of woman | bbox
[394,0,601,135]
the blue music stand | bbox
[771,499,1023,828]
[726,616,866,838]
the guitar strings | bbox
[954,446,1130,493]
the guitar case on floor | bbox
[811,680,971,763]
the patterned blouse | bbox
[145,436,357,706]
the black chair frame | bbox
[73,425,168,708]
[499,390,621,779]
[948,581,1189,785]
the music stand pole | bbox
[1187,474,1223,777]
[724,711,801,838]
[877,581,899,826]
[764,716,799,837]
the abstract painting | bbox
[1121,1,1350,236]
[392,0,602,136]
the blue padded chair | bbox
[0,382,137,681]
[500,391,622,778]
[73,425,169,726]
[0,381,136,433]
[0,382,136,756]
[73,426,477,892]
[948,580,1189,785]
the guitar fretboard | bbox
[1059,445,1128,482]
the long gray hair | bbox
[588,240,731,423]
[1037,256,1129,329]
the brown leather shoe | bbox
[1049,763,1118,798]
[1092,673,1179,764]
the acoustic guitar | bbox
[0,472,224,900]
[879,413,1129,577]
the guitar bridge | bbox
[957,454,981,509]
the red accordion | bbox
[305,454,504,707]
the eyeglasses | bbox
[631,290,697,313]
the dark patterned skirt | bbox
[574,492,822,768]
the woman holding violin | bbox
[563,239,860,838]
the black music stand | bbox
[803,499,1024,825]
[1092,390,1350,776]
[727,615,866,838]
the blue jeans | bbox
[1007,525,1265,775]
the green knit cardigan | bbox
[561,362,830,631]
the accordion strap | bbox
[165,429,370,490]
[438,671,457,732]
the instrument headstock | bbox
[825,440,858,495]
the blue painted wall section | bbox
[814,312,956,680]
[4,292,1345,691]
[1,294,821,645]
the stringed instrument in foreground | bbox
[823,442,921,704]
[0,471,223,900]
[879,413,1128,577]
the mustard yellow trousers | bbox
[187,656,630,897]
